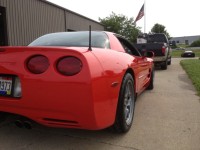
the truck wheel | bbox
[111,73,135,133]
[161,61,167,70]
[147,68,154,90]
[167,57,171,65]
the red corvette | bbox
[0,31,154,133]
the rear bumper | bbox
[181,53,195,57]
[153,56,167,62]
[0,79,115,130]
[0,60,117,130]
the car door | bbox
[133,55,150,91]
[117,37,150,92]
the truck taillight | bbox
[56,56,82,76]
[162,46,166,55]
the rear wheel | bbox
[161,60,167,70]
[147,68,154,90]
[111,73,135,133]
[167,57,171,65]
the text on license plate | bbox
[0,77,12,96]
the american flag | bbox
[134,4,144,24]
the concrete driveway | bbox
[0,58,200,150]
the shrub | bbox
[190,39,200,47]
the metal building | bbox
[170,35,200,45]
[0,0,104,46]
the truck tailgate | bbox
[134,43,166,56]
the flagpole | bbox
[144,0,146,33]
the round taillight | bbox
[57,56,82,76]
[27,55,49,74]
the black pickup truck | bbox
[134,33,172,70]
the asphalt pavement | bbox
[0,58,200,150]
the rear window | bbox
[148,34,168,43]
[29,31,110,49]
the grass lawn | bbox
[180,59,200,96]
[172,49,200,58]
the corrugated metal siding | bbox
[0,0,104,46]
[65,11,104,31]
[0,0,65,45]
[170,35,200,45]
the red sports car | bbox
[0,31,154,133]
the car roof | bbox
[184,50,193,53]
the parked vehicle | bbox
[181,50,195,57]
[134,33,172,70]
[0,31,154,133]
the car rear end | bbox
[0,46,113,130]
[181,51,195,57]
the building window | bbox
[185,40,189,45]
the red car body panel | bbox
[0,32,153,130]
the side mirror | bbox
[143,51,154,58]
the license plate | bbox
[0,76,12,96]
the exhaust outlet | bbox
[14,120,24,128]
[24,121,32,129]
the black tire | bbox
[111,73,135,133]
[147,68,154,90]
[161,60,167,70]
[167,57,171,65]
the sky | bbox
[47,0,200,37]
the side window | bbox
[117,37,141,56]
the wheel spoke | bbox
[123,80,134,125]
[125,108,129,119]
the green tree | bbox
[150,23,170,39]
[99,12,141,43]
[190,39,200,47]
